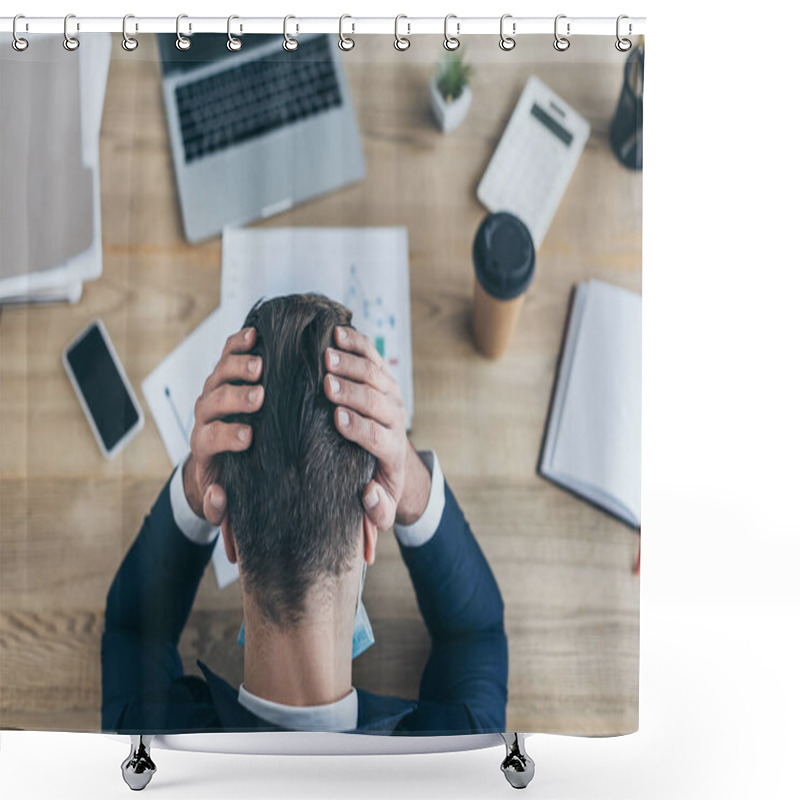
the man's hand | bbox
[324,326,431,530]
[184,323,430,532]
[183,326,264,526]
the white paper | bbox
[0,33,110,301]
[220,226,414,423]
[141,310,239,588]
[70,31,112,286]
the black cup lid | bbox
[473,212,535,301]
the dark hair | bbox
[213,294,375,628]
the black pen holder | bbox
[610,45,644,170]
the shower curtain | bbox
[0,27,642,738]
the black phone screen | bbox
[66,324,140,452]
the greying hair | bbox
[213,294,375,628]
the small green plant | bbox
[436,51,473,103]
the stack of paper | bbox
[0,34,111,305]
[143,227,414,588]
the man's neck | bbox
[241,586,355,708]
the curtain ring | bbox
[176,14,192,51]
[11,14,28,52]
[121,14,138,51]
[338,14,355,51]
[63,14,80,51]
[226,15,242,51]
[283,15,299,51]
[615,15,632,52]
[394,15,410,51]
[553,14,570,51]
[443,14,460,51]
[499,14,516,51]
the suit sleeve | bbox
[396,480,508,734]
[101,472,217,731]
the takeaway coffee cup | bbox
[471,212,535,359]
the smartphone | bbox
[62,320,144,459]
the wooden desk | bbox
[0,35,640,735]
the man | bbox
[102,294,507,735]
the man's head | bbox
[213,294,376,629]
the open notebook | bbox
[538,280,642,528]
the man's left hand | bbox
[324,326,431,531]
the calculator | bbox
[477,76,590,249]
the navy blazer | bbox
[102,473,507,735]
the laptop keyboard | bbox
[175,36,342,164]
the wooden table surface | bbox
[0,34,641,735]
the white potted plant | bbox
[430,51,473,133]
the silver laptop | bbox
[158,34,365,243]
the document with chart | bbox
[220,226,414,423]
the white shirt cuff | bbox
[393,449,445,548]
[169,457,220,545]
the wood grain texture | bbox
[0,35,640,735]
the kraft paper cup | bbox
[471,212,535,359]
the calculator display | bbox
[531,103,574,146]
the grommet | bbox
[394,14,410,51]
[176,13,192,51]
[63,14,80,51]
[121,14,138,52]
[227,15,242,51]
[443,14,460,51]
[12,14,29,52]
[615,15,632,52]
[500,14,516,51]
[339,14,355,51]
[283,15,299,51]
[554,14,571,52]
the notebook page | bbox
[550,280,642,523]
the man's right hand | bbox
[183,326,264,526]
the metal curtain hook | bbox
[339,14,355,51]
[554,14,570,51]
[63,14,80,51]
[176,14,191,50]
[616,14,632,52]
[283,15,299,51]
[227,15,242,51]
[443,14,460,51]
[121,14,138,51]
[499,14,516,51]
[12,14,28,52]
[394,15,410,51]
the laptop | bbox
[157,34,365,243]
